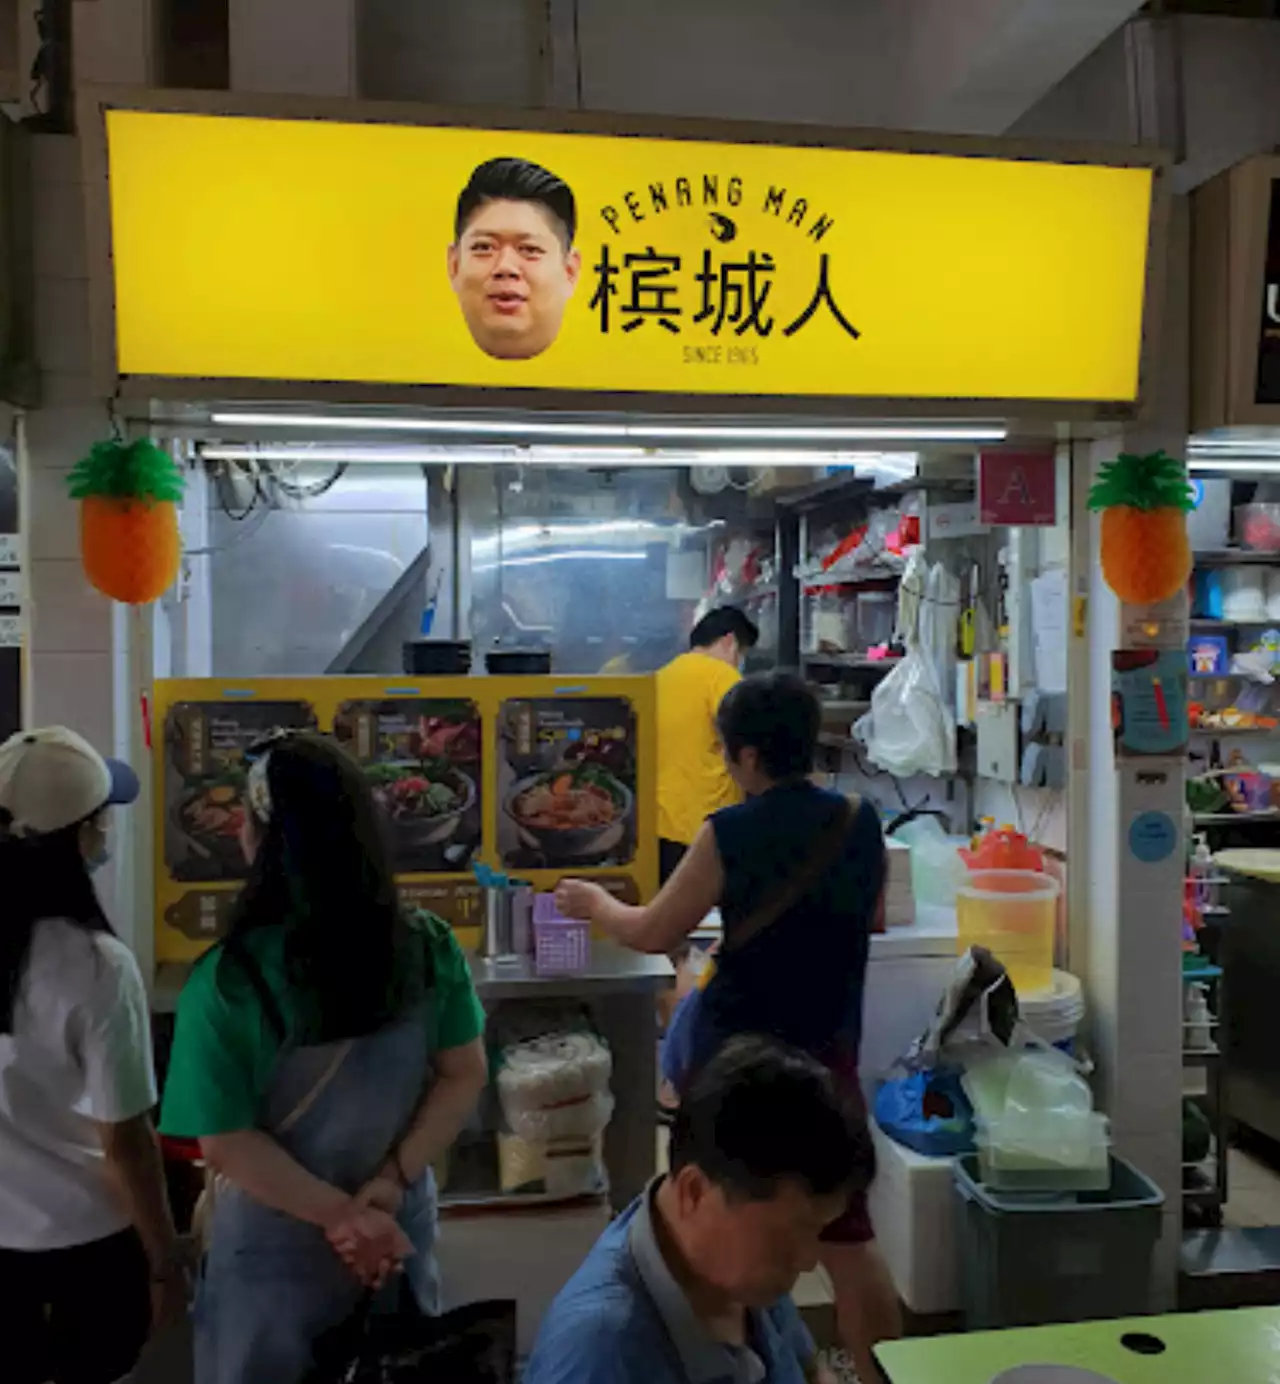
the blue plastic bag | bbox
[661,982,702,1094]
[873,1066,975,1157]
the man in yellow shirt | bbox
[656,607,759,884]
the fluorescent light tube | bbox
[1188,458,1280,474]
[208,412,1006,445]
[197,444,919,469]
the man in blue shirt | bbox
[524,1037,875,1384]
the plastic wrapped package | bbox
[497,1132,606,1198]
[497,1032,613,1133]
[503,1091,616,1144]
[891,815,967,909]
[962,1045,1108,1190]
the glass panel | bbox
[200,464,430,675]
[467,465,720,675]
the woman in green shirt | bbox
[161,731,488,1384]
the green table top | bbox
[876,1307,1280,1383]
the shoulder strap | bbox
[274,1039,356,1135]
[723,792,860,956]
[219,936,357,1136]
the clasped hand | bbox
[324,1176,412,1288]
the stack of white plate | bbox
[885,838,916,927]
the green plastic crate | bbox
[953,1152,1164,1329]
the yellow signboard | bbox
[103,108,1154,403]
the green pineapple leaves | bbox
[1087,450,1194,514]
[67,438,185,504]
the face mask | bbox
[86,843,111,873]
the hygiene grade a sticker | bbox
[1129,810,1178,864]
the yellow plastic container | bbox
[956,869,1060,996]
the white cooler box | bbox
[868,1118,960,1316]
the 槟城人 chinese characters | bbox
[588,247,860,340]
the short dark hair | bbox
[455,157,576,250]
[717,671,820,779]
[671,1036,872,1201]
[689,606,759,652]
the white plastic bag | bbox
[855,554,957,777]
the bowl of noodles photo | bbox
[367,760,477,850]
[504,762,633,861]
[170,770,250,878]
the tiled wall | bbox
[26,138,110,736]
[22,133,129,935]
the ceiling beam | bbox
[897,0,1147,134]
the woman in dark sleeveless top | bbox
[556,671,901,1382]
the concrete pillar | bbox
[21,134,144,945]
[229,0,355,97]
[1067,23,1192,1300]
[72,0,155,86]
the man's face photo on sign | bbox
[447,156,582,361]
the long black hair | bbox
[222,732,420,1044]
[0,820,111,1034]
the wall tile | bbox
[33,277,92,374]
[23,401,108,467]
[1109,1050,1182,1144]
[32,173,88,279]
[24,464,78,559]
[28,557,113,653]
[31,134,84,188]
[40,370,97,408]
[28,649,114,745]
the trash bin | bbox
[953,1152,1164,1328]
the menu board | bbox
[333,698,482,873]
[151,676,656,965]
[164,699,318,881]
[498,698,637,869]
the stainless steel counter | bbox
[468,942,674,1000]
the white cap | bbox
[0,726,140,838]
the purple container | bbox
[533,894,591,975]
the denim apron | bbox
[194,1002,441,1384]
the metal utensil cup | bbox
[509,882,534,956]
[482,886,513,959]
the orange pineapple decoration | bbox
[67,439,185,604]
[1087,449,1194,606]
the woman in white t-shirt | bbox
[0,726,182,1384]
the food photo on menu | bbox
[498,698,637,870]
[163,700,317,882]
[332,698,482,874]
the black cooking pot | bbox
[402,640,472,676]
[485,649,552,676]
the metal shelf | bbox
[1193,810,1280,824]
[817,731,864,751]
[1193,550,1280,566]
[804,654,902,670]
[1190,725,1280,736]
[440,1188,609,1215]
